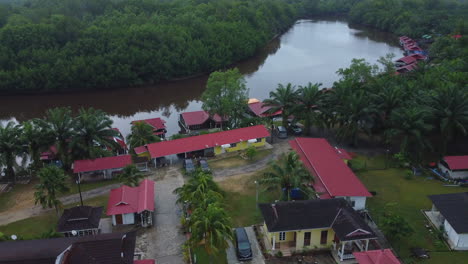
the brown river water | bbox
[0,19,403,137]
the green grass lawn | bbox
[356,155,468,264]
[208,149,273,170]
[61,178,119,196]
[192,246,228,264]
[0,194,109,240]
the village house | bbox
[57,206,103,237]
[136,125,270,165]
[107,179,155,227]
[438,156,468,180]
[178,110,227,133]
[425,192,468,250]
[289,138,372,210]
[353,249,401,264]
[131,117,167,138]
[259,198,377,261]
[247,99,282,118]
[111,128,128,155]
[73,155,133,182]
[0,231,155,264]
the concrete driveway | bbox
[227,226,265,264]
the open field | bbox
[0,194,109,239]
[356,154,468,264]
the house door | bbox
[304,232,311,246]
[115,214,123,225]
[320,230,328,244]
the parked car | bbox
[235,227,253,261]
[183,159,195,173]
[290,125,303,135]
[198,159,211,172]
[276,126,288,139]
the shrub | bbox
[275,251,283,258]
[245,146,258,160]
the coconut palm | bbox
[385,107,433,162]
[189,203,233,263]
[37,107,76,170]
[21,119,53,170]
[173,172,222,206]
[117,164,145,187]
[370,83,406,127]
[296,82,324,135]
[0,121,23,183]
[72,107,119,160]
[127,122,161,151]
[34,166,69,215]
[427,85,468,155]
[260,152,315,201]
[263,83,299,129]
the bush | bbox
[245,146,258,160]
[404,170,414,180]
[275,251,283,258]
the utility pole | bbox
[76,175,84,207]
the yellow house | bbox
[259,199,377,261]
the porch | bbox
[332,238,376,262]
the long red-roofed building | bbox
[131,117,167,138]
[438,156,468,180]
[289,138,371,210]
[353,249,400,264]
[73,155,133,181]
[137,125,270,164]
[107,179,155,227]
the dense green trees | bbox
[34,166,69,215]
[117,164,145,187]
[263,83,299,129]
[0,0,299,93]
[0,121,23,183]
[127,122,161,151]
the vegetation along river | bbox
[0,19,403,137]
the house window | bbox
[304,232,311,246]
[279,232,286,241]
[320,230,328,244]
[230,143,237,148]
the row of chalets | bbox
[394,36,428,74]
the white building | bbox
[438,156,468,180]
[427,192,468,250]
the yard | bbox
[355,154,468,264]
[192,246,228,264]
[0,194,109,239]
[208,149,273,170]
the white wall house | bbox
[339,196,367,211]
[438,156,468,180]
[111,213,135,225]
[428,192,468,251]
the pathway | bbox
[137,166,186,264]
[0,183,120,226]
[226,226,265,264]
[213,140,291,178]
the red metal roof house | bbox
[111,128,128,155]
[354,249,400,264]
[248,101,282,118]
[289,138,371,210]
[107,179,155,227]
[73,155,133,182]
[131,117,167,138]
[438,156,468,180]
[179,110,227,133]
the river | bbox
[0,19,403,137]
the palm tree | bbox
[260,152,315,201]
[427,85,468,155]
[127,122,161,151]
[72,107,119,160]
[263,83,299,129]
[34,166,69,215]
[21,120,53,170]
[189,203,233,263]
[385,107,433,162]
[0,121,23,183]
[296,82,324,136]
[370,83,406,127]
[173,172,222,207]
[117,164,145,187]
[37,107,76,171]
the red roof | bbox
[132,118,166,130]
[181,111,223,126]
[335,148,353,160]
[134,146,148,155]
[443,156,468,170]
[289,138,371,198]
[354,249,400,264]
[134,260,155,264]
[73,155,132,173]
[452,35,462,39]
[409,53,426,60]
[396,62,418,73]
[107,179,155,215]
[112,128,127,150]
[248,102,282,117]
[146,125,270,158]
[396,56,417,65]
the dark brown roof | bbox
[57,206,103,232]
[0,231,136,264]
[259,198,376,241]
[429,192,468,233]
